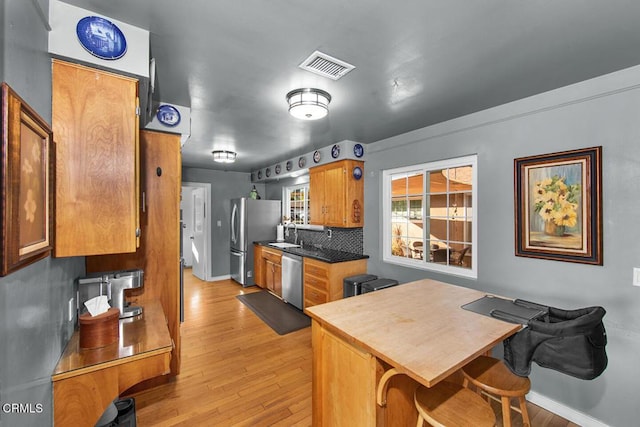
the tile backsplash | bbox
[286,227,363,254]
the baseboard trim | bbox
[527,391,609,427]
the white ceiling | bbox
[60,0,640,172]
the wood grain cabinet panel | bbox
[303,257,366,310]
[52,59,140,257]
[309,160,364,227]
[86,130,182,377]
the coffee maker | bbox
[77,269,144,319]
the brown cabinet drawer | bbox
[304,261,329,279]
[262,248,282,264]
[305,274,329,291]
[305,285,329,306]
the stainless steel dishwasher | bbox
[281,253,303,310]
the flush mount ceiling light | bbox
[212,150,237,163]
[286,88,331,120]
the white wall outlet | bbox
[633,268,640,287]
[68,297,75,322]
[217,220,222,227]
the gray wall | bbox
[364,66,640,426]
[1,1,85,426]
[182,167,266,278]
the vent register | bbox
[299,51,355,81]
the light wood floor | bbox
[131,270,578,427]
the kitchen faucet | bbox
[285,222,298,244]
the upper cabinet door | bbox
[309,160,364,228]
[52,60,140,257]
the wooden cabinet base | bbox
[53,352,170,426]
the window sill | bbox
[383,255,477,279]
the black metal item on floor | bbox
[95,397,136,427]
[361,278,399,293]
[343,274,378,297]
[236,291,311,335]
[503,303,607,380]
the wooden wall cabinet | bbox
[309,159,364,228]
[52,59,140,257]
[86,130,182,378]
[303,257,367,310]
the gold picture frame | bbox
[514,146,602,265]
[1,83,53,276]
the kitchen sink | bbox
[268,242,301,249]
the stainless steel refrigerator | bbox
[230,198,281,286]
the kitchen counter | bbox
[255,241,369,263]
[305,278,522,426]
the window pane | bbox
[391,174,408,196]
[449,219,472,244]
[428,170,446,193]
[428,218,447,241]
[428,194,447,218]
[443,166,473,192]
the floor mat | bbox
[236,291,311,335]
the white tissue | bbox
[84,295,111,317]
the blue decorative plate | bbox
[275,164,281,174]
[353,143,364,158]
[258,170,263,179]
[298,156,306,168]
[286,160,293,171]
[76,16,127,60]
[331,144,340,159]
[313,150,321,163]
[156,105,181,127]
[266,168,271,177]
[353,166,363,180]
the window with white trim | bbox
[284,184,311,225]
[382,155,477,278]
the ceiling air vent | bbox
[299,50,355,81]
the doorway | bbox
[181,182,212,281]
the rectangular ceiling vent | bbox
[299,50,355,81]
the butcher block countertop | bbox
[306,278,522,388]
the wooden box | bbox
[79,308,120,349]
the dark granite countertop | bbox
[255,241,369,264]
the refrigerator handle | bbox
[231,203,238,244]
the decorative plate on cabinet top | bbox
[156,105,181,127]
[258,170,263,179]
[331,144,340,159]
[275,164,281,175]
[353,143,364,158]
[266,168,271,177]
[353,166,363,180]
[313,150,321,163]
[76,16,127,60]
[286,160,293,171]
[298,156,306,168]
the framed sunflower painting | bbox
[1,83,53,276]
[514,146,602,265]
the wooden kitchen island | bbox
[305,279,522,426]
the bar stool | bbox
[414,381,496,427]
[461,356,531,427]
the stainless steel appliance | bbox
[282,253,303,310]
[230,198,281,286]
[77,269,144,318]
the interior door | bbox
[191,187,206,280]
[180,187,194,267]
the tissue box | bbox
[79,308,120,349]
